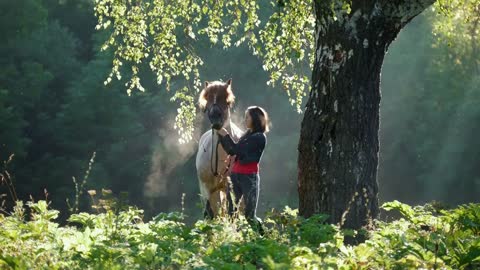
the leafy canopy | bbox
[94,0,314,142]
[93,0,478,142]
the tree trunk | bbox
[298,0,435,230]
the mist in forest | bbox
[1,1,478,221]
[379,11,480,207]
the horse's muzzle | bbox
[211,123,223,130]
[208,104,224,130]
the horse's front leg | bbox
[204,199,214,219]
[209,177,229,217]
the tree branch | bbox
[379,0,436,26]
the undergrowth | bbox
[0,196,479,269]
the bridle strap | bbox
[207,102,231,179]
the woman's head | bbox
[245,106,270,133]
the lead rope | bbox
[211,127,220,176]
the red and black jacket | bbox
[218,131,266,174]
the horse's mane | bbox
[198,80,235,111]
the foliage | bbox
[93,0,480,142]
[94,0,315,141]
[0,200,479,269]
[433,0,480,74]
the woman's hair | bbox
[246,106,270,133]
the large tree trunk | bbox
[298,0,435,230]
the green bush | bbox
[0,200,479,269]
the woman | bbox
[216,106,269,228]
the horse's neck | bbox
[223,119,232,131]
[223,119,242,140]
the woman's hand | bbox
[217,128,229,136]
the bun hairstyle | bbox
[246,106,270,133]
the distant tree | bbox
[94,0,479,230]
[0,0,83,203]
[0,0,48,162]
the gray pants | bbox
[227,173,259,220]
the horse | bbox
[196,79,243,218]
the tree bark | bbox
[298,0,435,230]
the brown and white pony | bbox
[196,79,243,218]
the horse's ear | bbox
[198,89,207,111]
[205,81,209,88]
[226,78,232,86]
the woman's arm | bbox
[218,133,238,155]
[218,131,266,163]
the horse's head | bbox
[198,79,235,130]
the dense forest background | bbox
[1,0,479,222]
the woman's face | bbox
[245,111,253,129]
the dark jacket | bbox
[219,131,266,164]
